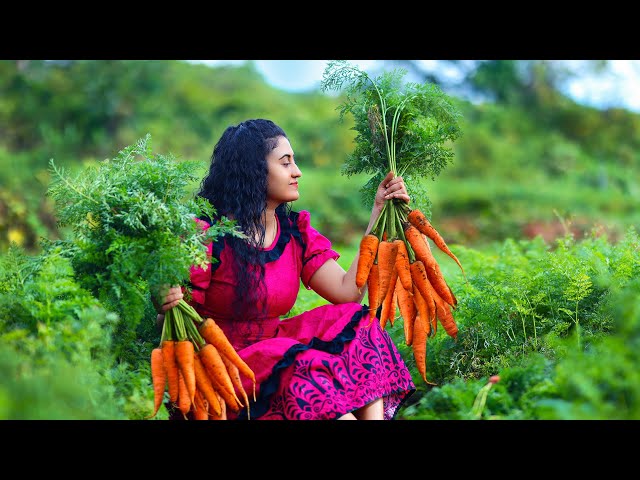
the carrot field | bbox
[2,60,639,421]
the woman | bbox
[159,119,415,420]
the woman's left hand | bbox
[151,284,184,313]
[373,171,410,212]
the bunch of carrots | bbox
[356,200,465,385]
[320,60,466,385]
[148,300,256,420]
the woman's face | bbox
[266,136,301,206]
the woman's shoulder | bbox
[279,209,314,237]
[284,209,311,226]
[283,209,331,246]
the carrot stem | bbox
[174,307,191,342]
[387,201,395,240]
[177,299,204,325]
[184,312,206,349]
[371,202,388,237]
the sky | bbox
[187,60,640,114]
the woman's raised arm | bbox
[308,171,410,304]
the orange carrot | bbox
[410,259,443,330]
[389,285,399,328]
[161,340,179,403]
[367,263,381,324]
[418,265,443,337]
[423,269,439,334]
[414,268,458,340]
[429,292,438,336]
[387,288,398,329]
[175,340,196,405]
[412,314,436,385]
[409,260,430,303]
[209,391,227,420]
[219,352,251,420]
[379,269,398,329]
[408,209,465,277]
[147,347,167,419]
[412,285,431,337]
[394,239,413,293]
[403,300,414,346]
[199,317,256,394]
[405,224,432,266]
[434,294,459,340]
[425,249,457,308]
[406,225,457,308]
[199,343,243,413]
[193,389,209,420]
[193,354,222,416]
[356,233,380,290]
[377,240,398,302]
[395,278,416,346]
[177,370,191,417]
[412,314,428,383]
[416,264,458,339]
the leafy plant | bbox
[46,134,243,361]
[321,63,466,382]
[320,60,463,218]
[0,244,125,419]
[559,272,593,349]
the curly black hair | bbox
[196,119,291,322]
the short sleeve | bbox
[188,218,213,306]
[297,210,340,289]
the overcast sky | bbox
[188,60,640,114]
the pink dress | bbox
[188,209,415,420]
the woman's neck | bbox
[259,208,278,247]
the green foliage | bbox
[0,342,123,420]
[3,60,640,252]
[294,226,640,420]
[295,169,373,245]
[536,269,640,419]
[46,135,243,362]
[0,60,358,253]
[0,144,56,252]
[470,60,526,105]
[397,227,640,419]
[321,60,462,213]
[434,99,640,244]
[2,60,640,419]
[2,215,639,419]
[0,244,125,419]
[0,132,252,419]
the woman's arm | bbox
[308,171,410,304]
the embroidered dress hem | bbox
[231,303,415,420]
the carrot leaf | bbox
[320,60,463,217]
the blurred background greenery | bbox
[2,59,639,253]
[1,59,639,420]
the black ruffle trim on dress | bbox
[187,211,305,293]
[218,210,305,266]
[235,304,366,420]
[261,210,303,263]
